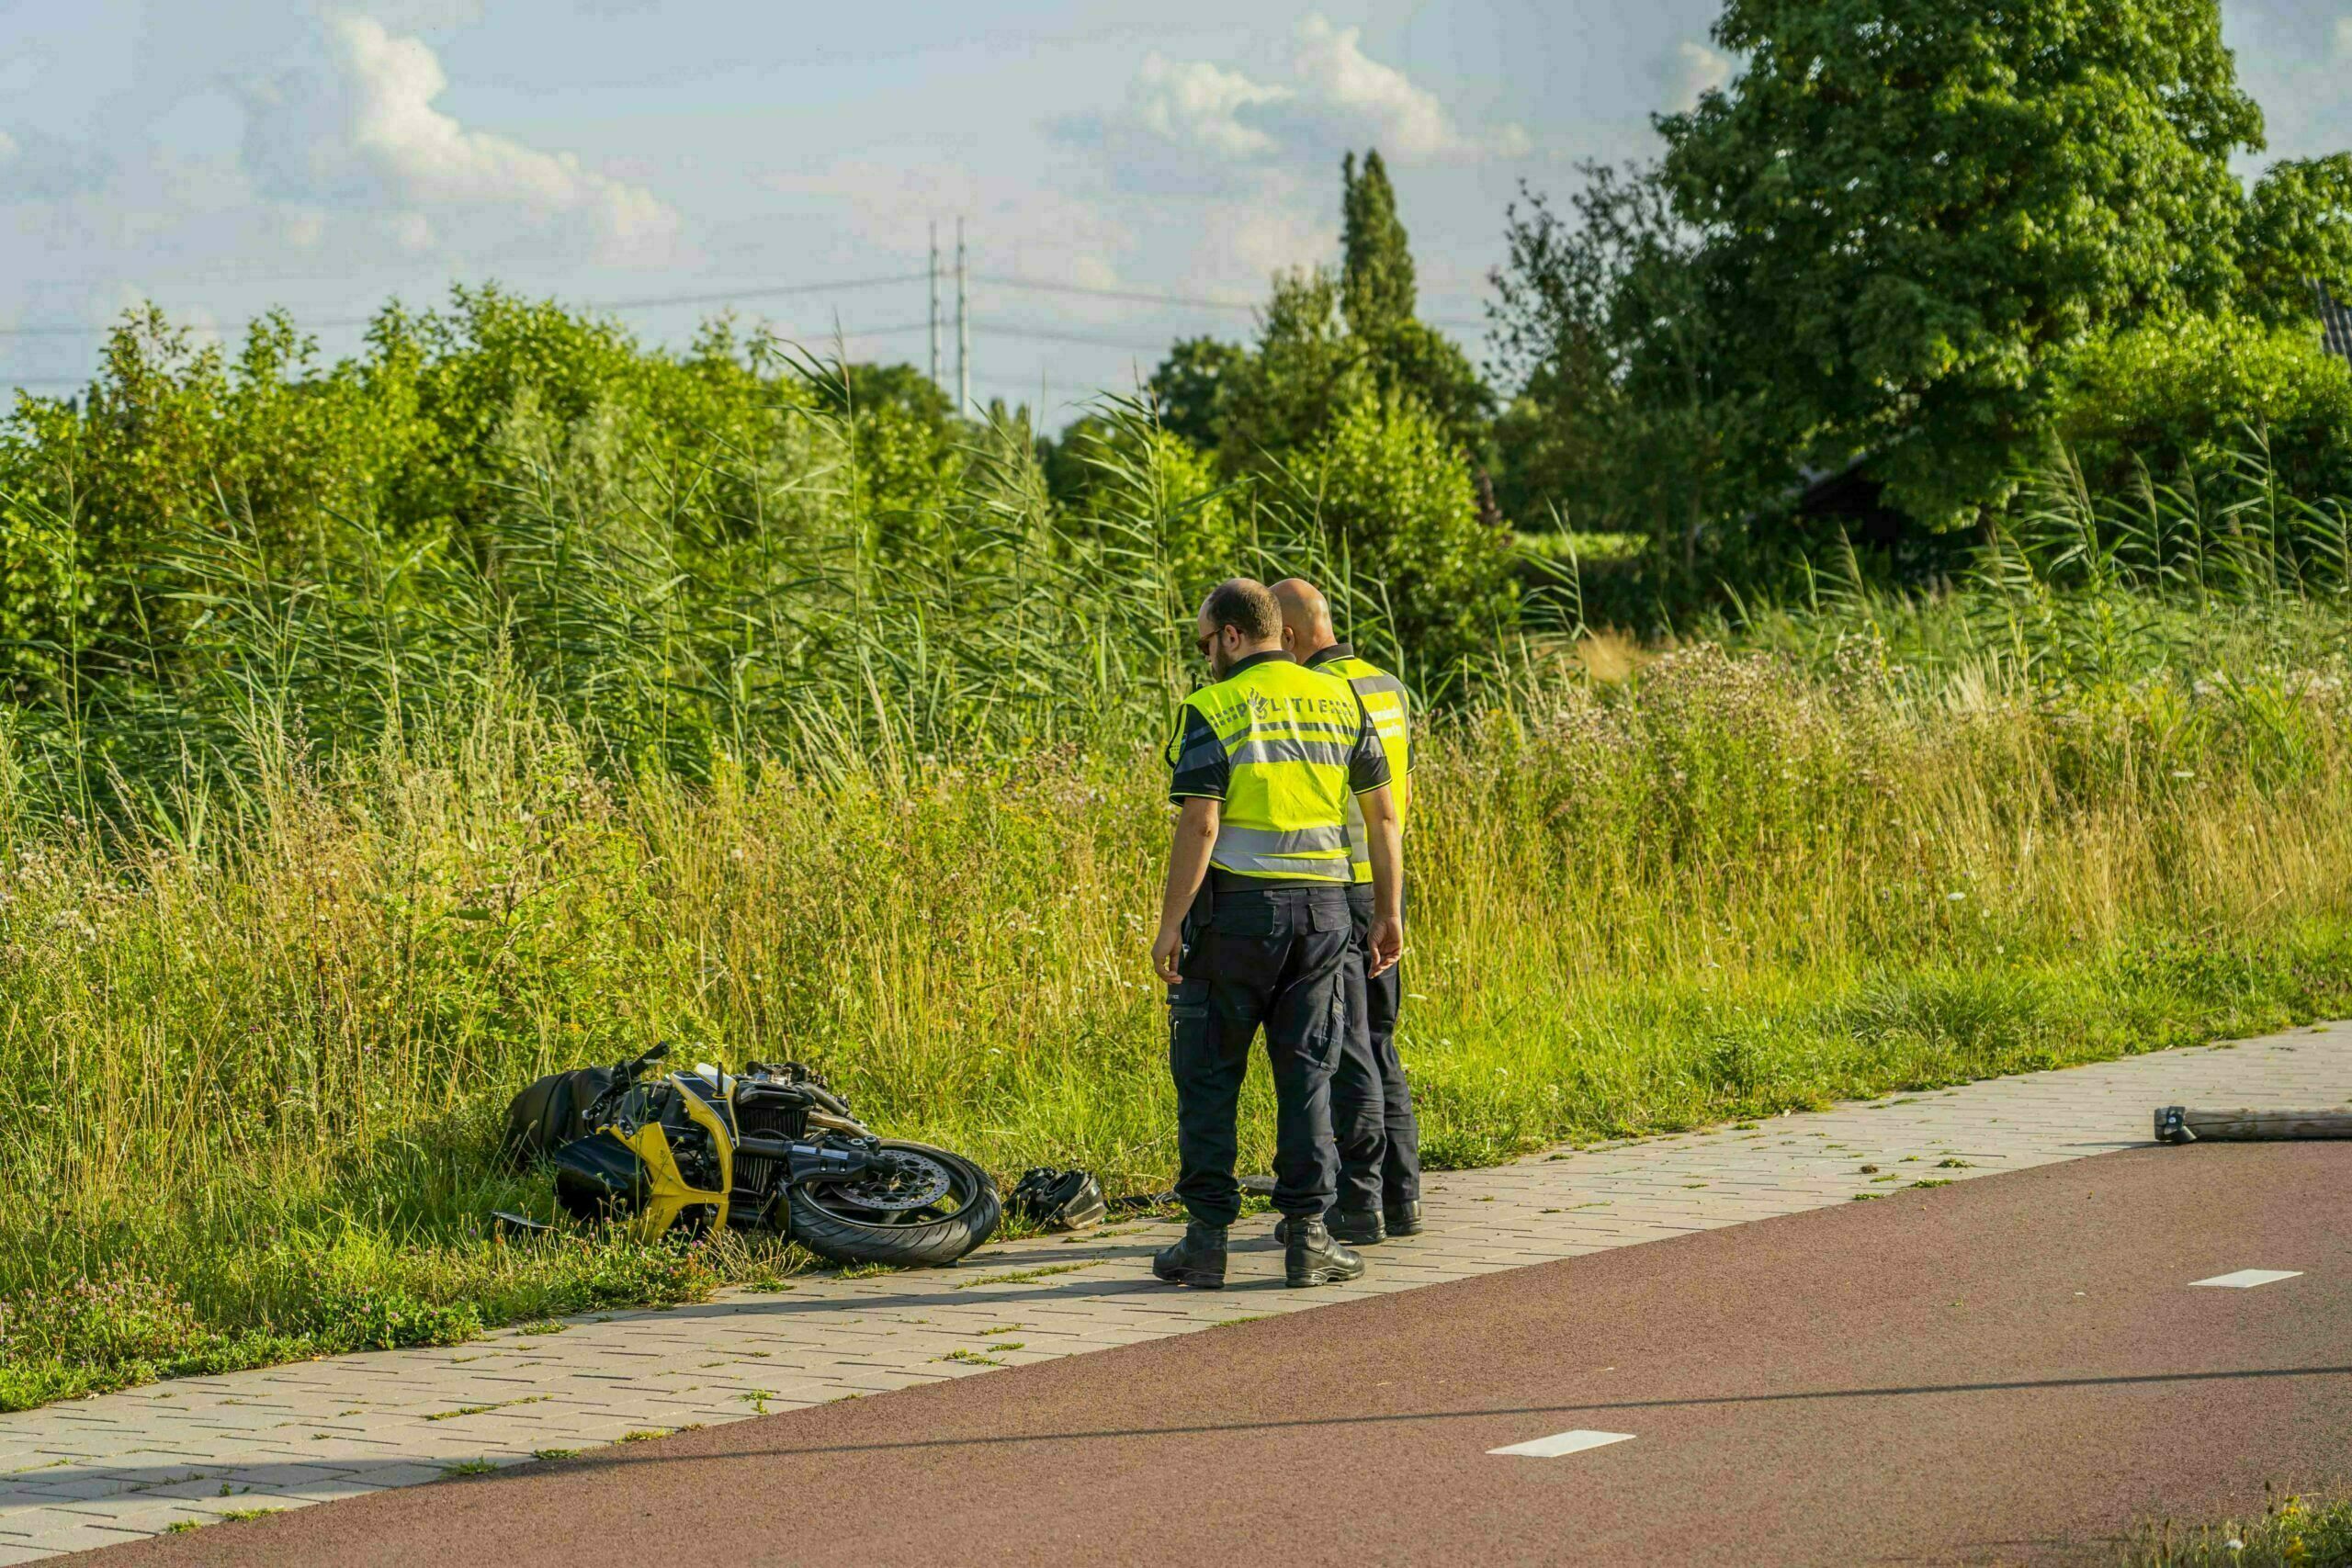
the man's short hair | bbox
[1201,578,1282,643]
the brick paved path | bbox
[5,1022,2348,1561]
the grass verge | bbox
[4,639,2351,1410]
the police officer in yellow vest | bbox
[1149,579,1406,1290]
[1272,578,1421,1244]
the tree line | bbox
[1116,0,2352,596]
[3,0,2350,762]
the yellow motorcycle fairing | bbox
[612,1072,735,1241]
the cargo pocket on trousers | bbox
[1167,977,1212,1071]
[1309,966,1350,1071]
[1315,981,1350,1070]
[1306,900,1351,1066]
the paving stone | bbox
[0,1517,150,1553]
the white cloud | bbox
[327,16,676,256]
[1084,13,1529,172]
[234,15,679,264]
[1068,252,1121,291]
[1662,39,1734,112]
[82,280,222,344]
[2336,16,2352,60]
[0,131,17,164]
[1129,54,1287,160]
[1290,15,1517,159]
[1220,199,1336,279]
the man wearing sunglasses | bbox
[1149,578,1406,1290]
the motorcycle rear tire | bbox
[787,1141,1002,1268]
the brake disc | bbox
[832,1148,954,1215]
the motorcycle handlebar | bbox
[616,1043,672,1081]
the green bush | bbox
[1055,413,1244,611]
[1293,391,1517,678]
[2054,312,2352,499]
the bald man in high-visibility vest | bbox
[1270,578,1422,1246]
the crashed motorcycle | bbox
[503,1047,1001,1268]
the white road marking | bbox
[1488,1429,1636,1459]
[2189,1269,2303,1289]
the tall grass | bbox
[6,620,2351,1406]
[5,369,2352,1411]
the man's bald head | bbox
[1272,578,1337,659]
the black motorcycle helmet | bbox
[1009,1168,1108,1232]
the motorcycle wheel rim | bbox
[797,1148,984,1227]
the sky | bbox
[3,0,2349,423]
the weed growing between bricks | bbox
[2121,1489,2352,1566]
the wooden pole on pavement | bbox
[2154,1106,2352,1143]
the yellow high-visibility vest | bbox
[1167,654,1379,884]
[1308,648,1409,884]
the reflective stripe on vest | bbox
[1180,658,1367,884]
[1316,654,1411,884]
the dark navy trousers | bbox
[1167,885,1351,1226]
[1332,882,1420,1213]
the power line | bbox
[973,322,1174,354]
[2,318,1181,393]
[3,268,1487,355]
[0,272,930,341]
[975,272,1486,333]
[978,275,1261,314]
[577,274,930,312]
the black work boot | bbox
[1152,1222,1228,1289]
[1284,1215,1365,1288]
[1383,1199,1424,1237]
[1273,1205,1384,1247]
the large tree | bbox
[1339,150,1492,459]
[1660,0,2265,526]
[1341,150,1418,339]
[2239,154,2352,324]
[1488,163,1765,567]
[1144,336,1250,453]
[1170,150,1490,479]
[1211,269,1371,472]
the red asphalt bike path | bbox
[93,1142,2352,1566]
